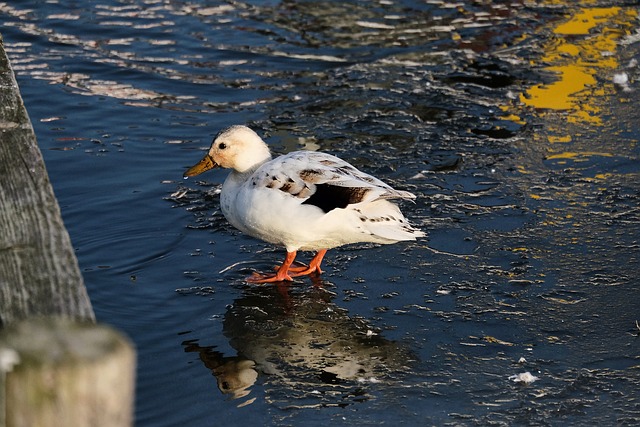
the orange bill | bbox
[184,154,217,177]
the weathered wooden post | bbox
[0,318,136,427]
[0,34,136,426]
[0,34,94,325]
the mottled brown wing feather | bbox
[249,151,414,213]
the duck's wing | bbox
[249,151,415,213]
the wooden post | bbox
[0,318,135,427]
[0,34,95,324]
[0,32,135,427]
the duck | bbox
[184,125,424,283]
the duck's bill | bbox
[184,155,217,177]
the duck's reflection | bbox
[183,280,415,407]
[182,342,258,406]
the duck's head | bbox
[184,125,272,177]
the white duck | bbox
[184,125,424,283]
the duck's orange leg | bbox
[246,251,297,283]
[287,249,327,277]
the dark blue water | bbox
[2,1,640,425]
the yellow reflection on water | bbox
[520,6,637,126]
[504,3,638,254]
[545,151,614,161]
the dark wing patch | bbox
[280,182,292,192]
[302,183,370,213]
[299,169,324,182]
[252,170,314,198]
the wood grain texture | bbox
[0,35,94,325]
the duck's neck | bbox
[239,154,272,176]
[234,145,272,174]
[227,153,271,189]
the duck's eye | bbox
[218,143,227,149]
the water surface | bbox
[2,1,639,425]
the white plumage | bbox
[184,125,424,283]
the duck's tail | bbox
[356,199,425,242]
